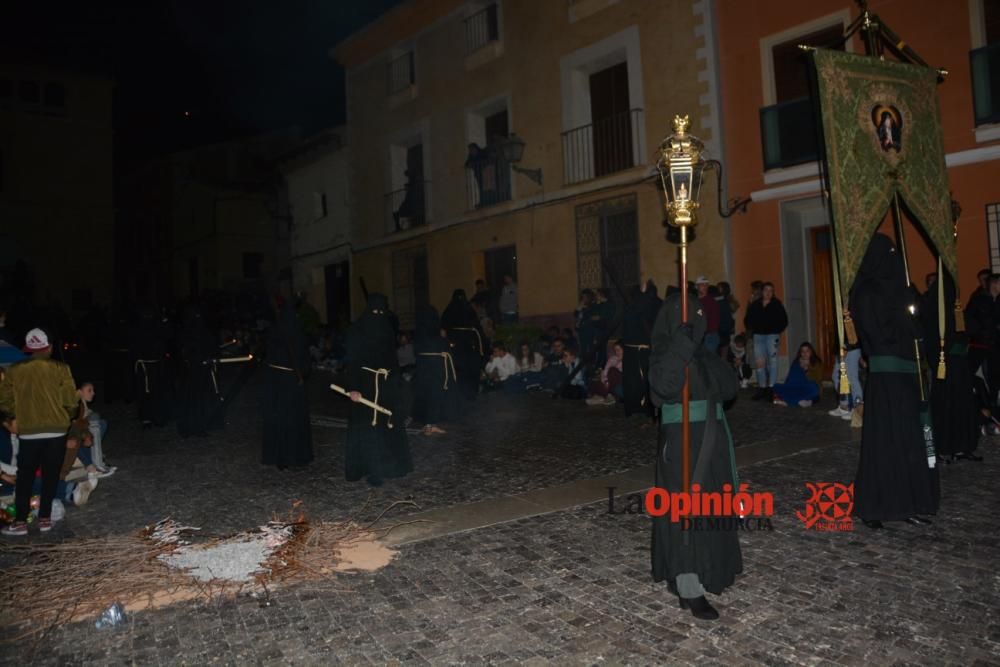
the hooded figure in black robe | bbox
[175,306,219,437]
[129,305,171,427]
[920,271,980,461]
[649,292,742,619]
[411,305,458,431]
[262,301,313,468]
[622,282,662,417]
[344,294,413,485]
[440,289,483,400]
[851,233,939,524]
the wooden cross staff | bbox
[329,383,394,426]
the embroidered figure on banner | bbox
[872,105,902,152]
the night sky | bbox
[3,0,403,164]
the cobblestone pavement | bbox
[3,369,999,665]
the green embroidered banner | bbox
[812,49,956,292]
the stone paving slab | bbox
[4,433,998,665]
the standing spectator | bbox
[743,282,788,400]
[575,289,596,361]
[716,282,738,359]
[970,268,991,300]
[498,274,519,324]
[828,323,864,422]
[965,273,1000,408]
[696,277,721,353]
[0,329,78,536]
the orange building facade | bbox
[716,0,1000,373]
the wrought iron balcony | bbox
[386,51,415,95]
[465,3,500,55]
[759,97,820,171]
[465,152,512,209]
[971,41,1000,126]
[384,181,429,234]
[561,108,643,185]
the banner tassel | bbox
[844,312,858,346]
[839,356,850,395]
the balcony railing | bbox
[384,181,429,234]
[562,108,643,185]
[759,96,819,171]
[971,42,1000,126]
[465,152,512,209]
[386,51,415,95]
[465,4,499,55]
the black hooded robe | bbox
[441,289,483,401]
[920,272,980,459]
[622,286,661,416]
[344,295,413,484]
[649,293,743,595]
[851,234,939,521]
[129,308,171,426]
[412,305,459,426]
[175,309,219,437]
[262,304,314,468]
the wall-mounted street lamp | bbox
[654,114,749,495]
[500,133,543,185]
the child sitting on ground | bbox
[560,348,587,400]
[728,334,753,388]
[483,342,518,390]
[587,340,624,406]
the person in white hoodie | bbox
[484,342,518,390]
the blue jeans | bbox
[753,334,781,388]
[832,349,864,407]
[703,332,720,354]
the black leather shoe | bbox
[905,516,932,526]
[680,596,719,620]
[862,519,884,529]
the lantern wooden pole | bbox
[680,225,691,494]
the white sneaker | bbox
[740,379,750,389]
[842,410,854,421]
[95,466,116,479]
[828,406,850,418]
[72,479,95,506]
[798,400,813,408]
[603,395,617,405]
[585,396,604,406]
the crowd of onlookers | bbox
[1,325,115,536]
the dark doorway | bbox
[484,109,509,146]
[589,61,632,177]
[324,260,351,332]
[484,245,517,296]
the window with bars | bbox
[387,51,415,95]
[465,3,499,54]
[988,202,1000,272]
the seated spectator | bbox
[483,342,517,391]
[728,334,753,388]
[397,332,416,372]
[560,348,587,400]
[515,341,545,390]
[73,381,114,478]
[587,340,624,406]
[541,339,568,391]
[773,342,823,407]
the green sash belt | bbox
[948,343,967,356]
[659,400,738,486]
[660,400,724,424]
[869,355,917,374]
